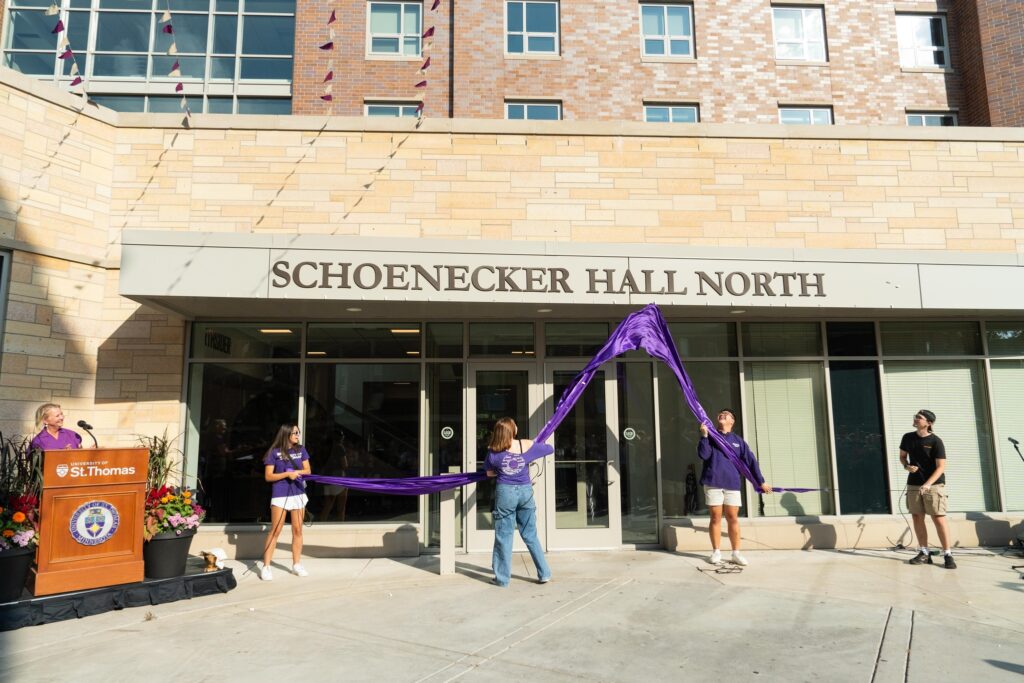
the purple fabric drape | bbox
[305,303,817,495]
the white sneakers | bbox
[260,563,309,579]
[708,549,748,566]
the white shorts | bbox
[270,494,308,510]
[704,487,742,508]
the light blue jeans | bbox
[492,483,551,586]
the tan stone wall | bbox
[1,68,1023,440]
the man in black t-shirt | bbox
[899,409,955,569]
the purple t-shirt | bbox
[484,441,554,485]
[30,428,83,451]
[264,446,310,499]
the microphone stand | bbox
[1011,439,1024,466]
[80,424,99,448]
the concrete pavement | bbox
[2,547,1023,682]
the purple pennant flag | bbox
[304,304,818,496]
[422,26,435,39]
[175,82,183,92]
[328,9,336,23]
[431,0,440,9]
[70,76,82,86]
[320,94,333,101]
[58,48,73,60]
[162,24,174,34]
[414,80,427,88]
[323,70,334,82]
[420,56,430,71]
[51,19,64,34]
[415,101,424,113]
[319,41,334,50]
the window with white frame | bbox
[0,0,296,114]
[779,106,832,125]
[907,112,956,126]
[506,100,561,120]
[506,1,559,55]
[368,1,422,56]
[772,6,826,61]
[644,103,698,123]
[896,14,949,68]
[640,3,693,58]
[366,102,420,117]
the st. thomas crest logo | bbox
[69,501,119,546]
[56,464,69,477]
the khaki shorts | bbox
[907,484,947,516]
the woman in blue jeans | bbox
[484,417,552,587]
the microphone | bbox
[77,419,99,448]
[1009,437,1020,446]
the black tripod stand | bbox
[1010,438,1024,571]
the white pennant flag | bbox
[168,42,178,55]
[70,62,80,75]
[160,11,172,22]
[45,3,59,16]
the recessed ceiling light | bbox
[346,307,362,312]
[537,308,552,313]
[259,328,293,334]
[307,351,327,356]
[406,350,420,355]
[390,328,420,334]
[731,310,746,314]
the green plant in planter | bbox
[138,432,205,541]
[0,434,42,553]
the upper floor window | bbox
[779,106,832,125]
[506,1,558,55]
[366,101,420,117]
[506,100,561,120]
[896,14,949,68]
[368,1,422,56]
[640,3,693,58]
[644,103,698,123]
[772,6,826,62]
[907,112,956,126]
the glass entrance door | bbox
[545,363,621,549]
[465,364,543,553]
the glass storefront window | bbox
[191,323,300,359]
[546,322,609,357]
[745,361,834,516]
[826,322,877,356]
[670,322,737,358]
[990,360,1024,511]
[659,361,741,518]
[883,360,999,512]
[986,322,1024,356]
[830,361,889,513]
[425,323,463,358]
[305,364,419,523]
[188,363,300,523]
[618,362,658,543]
[307,323,421,358]
[742,322,822,357]
[469,322,534,356]
[881,321,982,356]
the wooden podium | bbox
[30,448,149,596]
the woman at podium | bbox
[29,403,83,451]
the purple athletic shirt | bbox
[264,446,310,498]
[30,428,83,451]
[697,432,765,492]
[484,442,554,485]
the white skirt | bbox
[270,493,308,510]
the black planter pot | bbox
[143,528,197,579]
[0,546,35,602]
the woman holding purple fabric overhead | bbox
[484,417,552,587]
[259,423,311,581]
[698,409,772,567]
[30,403,83,451]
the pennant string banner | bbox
[49,9,86,94]
[305,304,818,495]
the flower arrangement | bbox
[139,432,205,541]
[0,435,41,554]
[143,484,205,541]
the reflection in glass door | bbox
[618,362,659,544]
[465,365,541,552]
[546,365,621,548]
